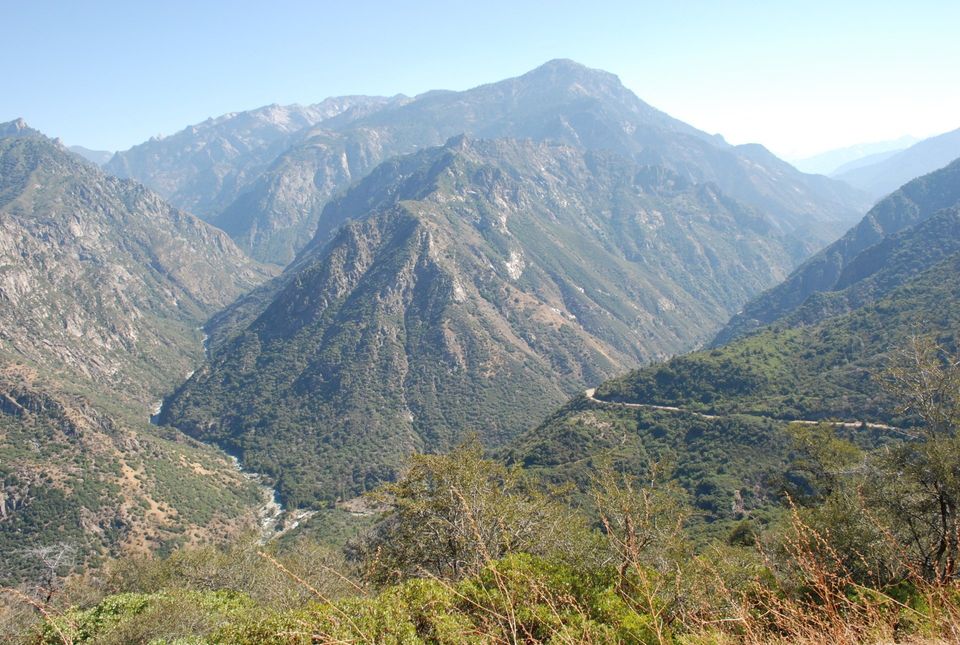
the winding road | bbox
[583,388,916,438]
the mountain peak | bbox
[533,58,589,72]
[0,118,45,139]
[521,58,622,87]
[443,133,472,151]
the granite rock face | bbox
[105,97,401,229]
[0,129,275,403]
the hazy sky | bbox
[4,0,958,159]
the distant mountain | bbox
[716,157,960,344]
[0,125,276,582]
[0,118,43,139]
[830,148,905,175]
[2,122,114,166]
[508,175,960,527]
[834,127,960,200]
[105,97,401,222]
[791,136,916,175]
[68,145,113,165]
[161,136,812,507]
[112,60,868,265]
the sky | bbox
[3,0,958,159]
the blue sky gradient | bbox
[4,0,958,158]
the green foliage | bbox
[355,439,598,586]
[778,337,960,586]
[507,400,790,536]
[18,394,960,644]
[275,507,376,552]
[101,533,357,607]
[726,520,758,547]
[7,103,960,643]
[508,185,960,541]
[38,589,255,644]
[783,422,862,503]
[598,257,960,427]
[0,372,262,587]
[25,550,743,644]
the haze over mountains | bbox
[107,60,869,266]
[0,118,44,140]
[67,146,112,166]
[5,0,960,630]
[790,135,918,176]
[4,59,937,517]
[833,127,960,200]
[105,97,402,226]
[619,157,960,424]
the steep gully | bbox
[149,329,313,542]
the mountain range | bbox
[0,132,275,403]
[159,135,811,506]
[791,135,917,176]
[833,127,960,200]
[107,60,869,266]
[4,58,956,587]
[105,97,402,232]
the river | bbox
[147,327,299,542]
